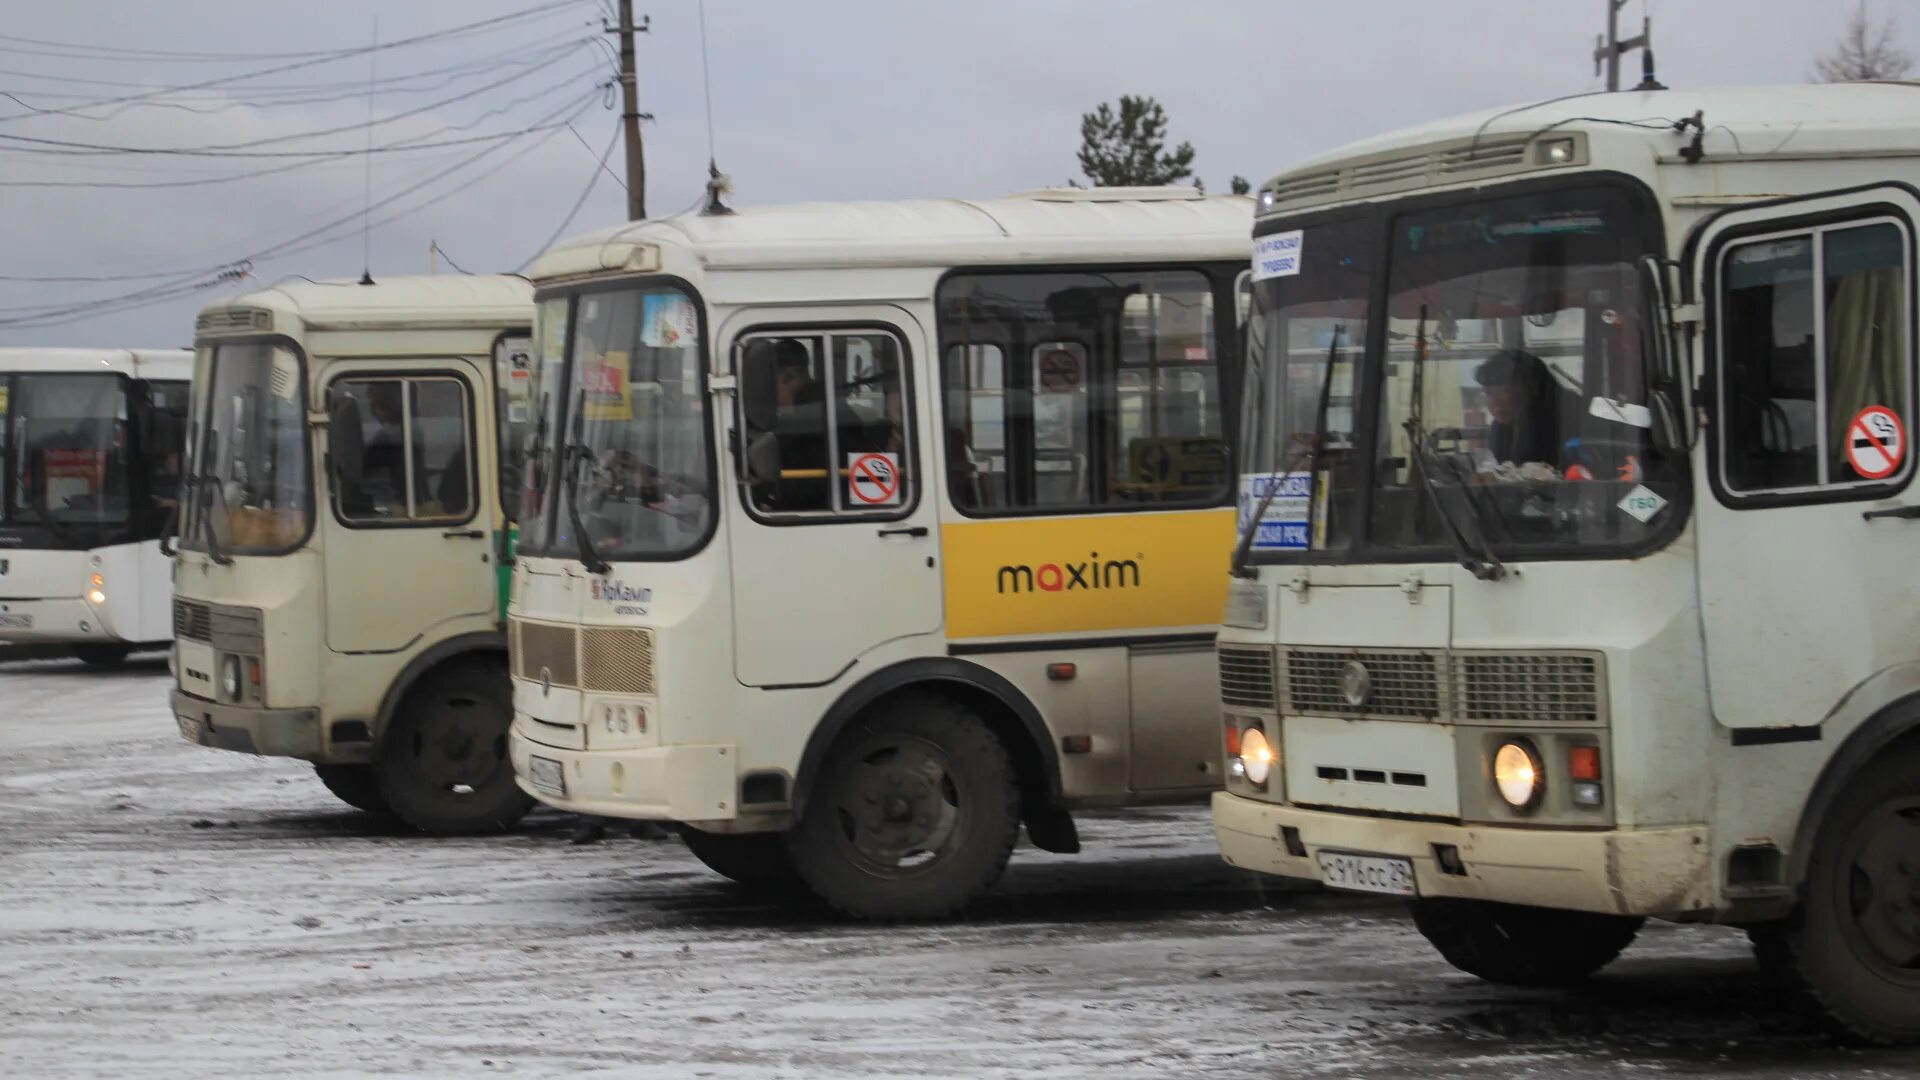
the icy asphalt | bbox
[3,655,1918,1079]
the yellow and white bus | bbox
[509,187,1249,918]
[0,347,190,663]
[1215,83,1920,1041]
[170,275,538,834]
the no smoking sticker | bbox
[1038,349,1081,393]
[1847,405,1906,480]
[847,452,902,507]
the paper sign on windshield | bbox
[1252,230,1304,282]
[1238,471,1314,550]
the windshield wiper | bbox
[1403,305,1505,581]
[184,471,235,566]
[1232,327,1343,579]
[561,441,611,576]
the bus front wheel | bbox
[1411,898,1643,986]
[1785,746,1920,1044]
[787,694,1020,921]
[373,662,533,836]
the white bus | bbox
[170,276,539,834]
[1214,82,1920,1041]
[509,188,1250,918]
[0,347,190,664]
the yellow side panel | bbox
[941,509,1234,639]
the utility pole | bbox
[1593,0,1651,91]
[612,0,649,219]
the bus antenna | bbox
[698,0,734,216]
[359,16,378,285]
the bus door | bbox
[724,311,942,687]
[319,358,497,653]
[1691,185,1920,731]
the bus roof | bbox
[0,347,191,380]
[1262,82,1920,214]
[196,273,531,338]
[528,188,1253,283]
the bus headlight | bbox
[220,655,243,702]
[1240,727,1277,787]
[1493,739,1544,811]
[86,572,106,607]
[1225,719,1278,790]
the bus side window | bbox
[328,375,475,525]
[937,269,1228,515]
[1719,220,1910,495]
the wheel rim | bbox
[828,733,965,879]
[1838,795,1920,982]
[403,691,509,798]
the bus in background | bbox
[170,276,537,834]
[0,348,190,665]
[1214,83,1920,1042]
[509,187,1250,919]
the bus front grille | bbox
[1276,647,1606,726]
[1217,646,1276,710]
[174,600,212,642]
[1453,652,1604,725]
[1285,649,1443,720]
[581,627,655,694]
[513,619,578,688]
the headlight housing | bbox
[1225,718,1278,791]
[1493,739,1544,811]
[220,655,243,702]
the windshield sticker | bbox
[1617,484,1667,523]
[0,385,8,418]
[581,350,632,421]
[641,293,698,349]
[1252,230,1303,282]
[1239,471,1314,550]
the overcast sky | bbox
[0,0,1912,347]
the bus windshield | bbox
[535,284,712,562]
[1241,182,1681,563]
[184,343,311,555]
[0,373,133,530]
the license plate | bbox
[1316,850,1417,897]
[0,613,31,629]
[176,715,203,743]
[527,755,567,798]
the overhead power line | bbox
[0,0,591,125]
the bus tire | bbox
[788,694,1020,921]
[373,662,532,836]
[1410,898,1643,986]
[678,825,803,891]
[1782,745,1920,1044]
[313,763,392,816]
[72,643,133,666]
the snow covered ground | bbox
[3,656,1917,1079]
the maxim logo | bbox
[997,553,1141,594]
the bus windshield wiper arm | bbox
[189,472,236,566]
[561,442,610,576]
[1232,327,1343,579]
[1403,306,1505,581]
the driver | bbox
[1474,349,1575,468]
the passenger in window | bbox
[360,383,410,509]
[1474,349,1578,469]
[772,340,829,510]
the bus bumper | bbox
[509,725,737,823]
[171,689,326,761]
[0,597,118,645]
[1212,792,1713,918]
